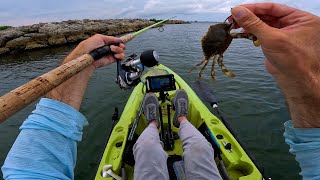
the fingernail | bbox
[231,6,248,19]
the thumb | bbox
[231,6,272,38]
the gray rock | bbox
[17,24,41,33]
[5,36,32,50]
[0,47,10,55]
[39,23,83,36]
[25,41,48,50]
[24,33,47,41]
[66,33,89,43]
[0,28,25,47]
[48,36,67,45]
[0,18,187,55]
[83,22,108,35]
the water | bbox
[0,23,300,179]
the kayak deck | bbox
[95,64,262,180]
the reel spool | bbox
[116,50,159,89]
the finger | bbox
[114,53,125,60]
[231,6,278,38]
[104,56,116,64]
[119,43,126,50]
[239,3,296,18]
[227,16,233,23]
[96,34,122,45]
[110,45,124,54]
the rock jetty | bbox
[0,19,187,55]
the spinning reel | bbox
[116,50,159,89]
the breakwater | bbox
[0,19,187,55]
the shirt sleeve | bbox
[283,120,320,180]
[1,98,88,180]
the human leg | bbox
[133,94,169,180]
[179,119,222,180]
[173,90,222,180]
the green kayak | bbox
[94,64,264,180]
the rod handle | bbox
[0,54,94,123]
[89,43,119,60]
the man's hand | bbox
[65,34,126,68]
[46,34,126,110]
[231,3,320,128]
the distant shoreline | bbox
[0,19,188,56]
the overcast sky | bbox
[0,0,319,26]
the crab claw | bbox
[253,40,261,47]
[223,70,236,78]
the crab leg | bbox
[198,58,210,79]
[211,55,217,80]
[217,54,236,78]
[189,58,206,73]
[231,33,261,46]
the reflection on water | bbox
[0,23,300,179]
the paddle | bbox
[192,80,270,180]
[0,18,174,123]
[192,81,235,136]
[106,107,119,143]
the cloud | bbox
[0,0,319,26]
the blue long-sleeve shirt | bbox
[1,98,319,179]
[284,121,320,179]
[2,98,88,180]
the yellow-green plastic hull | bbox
[95,64,263,180]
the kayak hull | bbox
[95,64,263,180]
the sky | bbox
[0,0,319,26]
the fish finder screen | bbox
[146,74,176,92]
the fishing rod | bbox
[128,95,145,141]
[0,17,175,123]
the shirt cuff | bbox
[284,120,320,178]
[284,120,320,151]
[20,98,88,142]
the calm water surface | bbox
[0,23,300,179]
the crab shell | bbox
[201,23,233,59]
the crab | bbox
[190,20,260,79]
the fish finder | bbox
[145,74,176,93]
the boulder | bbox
[24,33,47,39]
[0,47,10,55]
[83,22,108,35]
[0,28,24,47]
[25,41,48,50]
[0,18,187,55]
[17,24,41,33]
[66,33,89,43]
[48,36,67,45]
[39,22,83,36]
[5,36,32,50]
